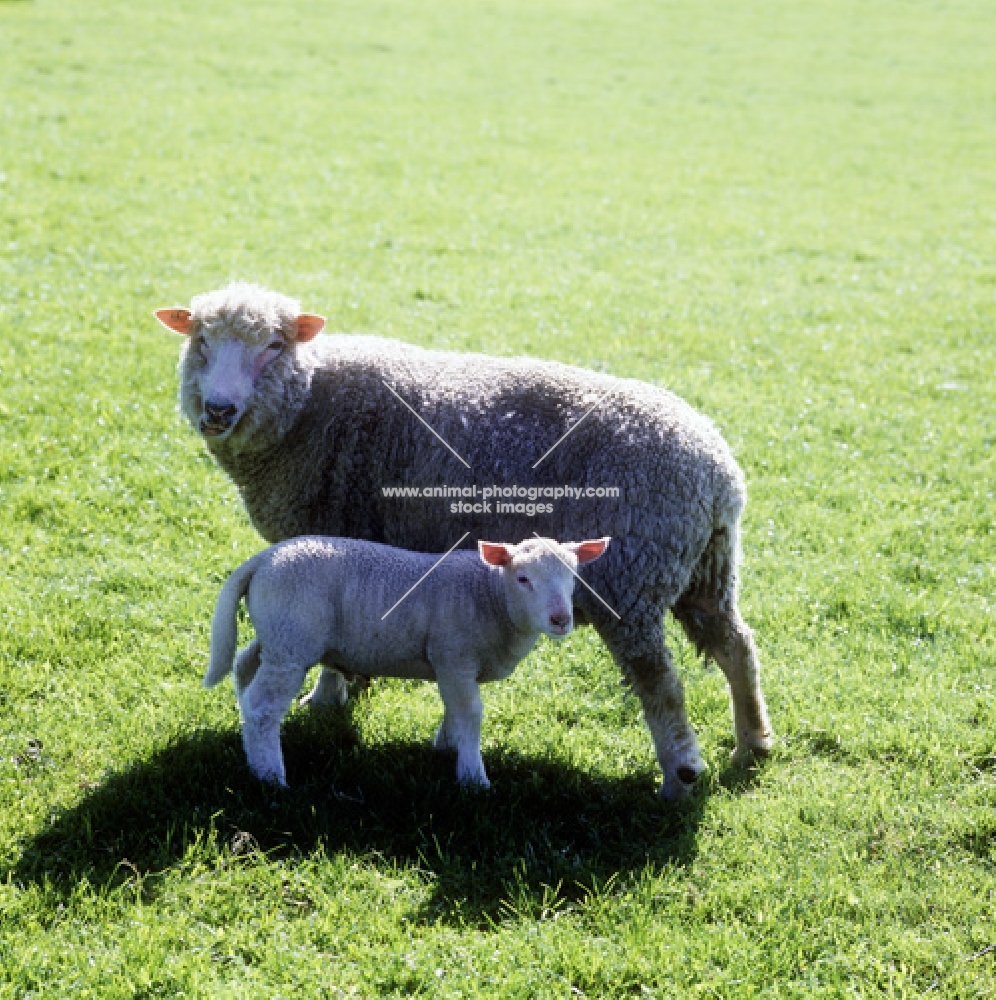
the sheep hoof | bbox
[660,763,706,800]
[732,731,774,765]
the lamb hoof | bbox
[252,769,288,789]
[456,770,491,791]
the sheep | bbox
[204,535,610,788]
[156,282,773,800]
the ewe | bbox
[205,535,609,789]
[158,283,772,799]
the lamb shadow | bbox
[11,709,718,926]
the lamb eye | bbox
[266,340,285,354]
[516,574,532,589]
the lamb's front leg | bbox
[434,671,489,789]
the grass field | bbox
[2,0,995,995]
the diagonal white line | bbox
[531,383,618,469]
[531,532,621,620]
[381,532,471,621]
[382,381,472,469]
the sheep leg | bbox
[237,653,308,787]
[599,612,705,800]
[233,639,261,695]
[432,714,455,752]
[718,614,773,763]
[299,663,349,709]
[434,673,489,789]
[673,599,772,762]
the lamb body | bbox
[160,283,773,799]
[205,535,607,788]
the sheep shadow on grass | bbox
[11,707,754,926]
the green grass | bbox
[1,0,995,995]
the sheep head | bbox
[156,283,325,450]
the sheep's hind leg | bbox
[434,672,489,789]
[673,597,772,763]
[599,609,705,801]
[238,653,309,787]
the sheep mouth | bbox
[199,416,237,439]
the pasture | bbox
[1,0,994,995]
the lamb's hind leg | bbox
[238,651,309,787]
[598,608,706,801]
[234,639,261,696]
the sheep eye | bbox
[516,574,532,589]
[195,338,209,358]
[266,340,285,354]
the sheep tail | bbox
[204,552,265,688]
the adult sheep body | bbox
[158,283,773,799]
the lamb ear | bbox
[479,541,514,567]
[154,308,193,335]
[295,313,326,342]
[568,537,611,565]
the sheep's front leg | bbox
[299,663,349,709]
[434,672,489,789]
[238,654,308,787]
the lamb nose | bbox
[204,401,238,421]
[550,612,571,629]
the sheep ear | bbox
[479,541,514,567]
[295,313,326,342]
[154,308,193,335]
[569,537,611,565]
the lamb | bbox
[204,535,609,788]
[156,282,773,800]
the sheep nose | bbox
[204,401,239,423]
[549,612,571,630]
